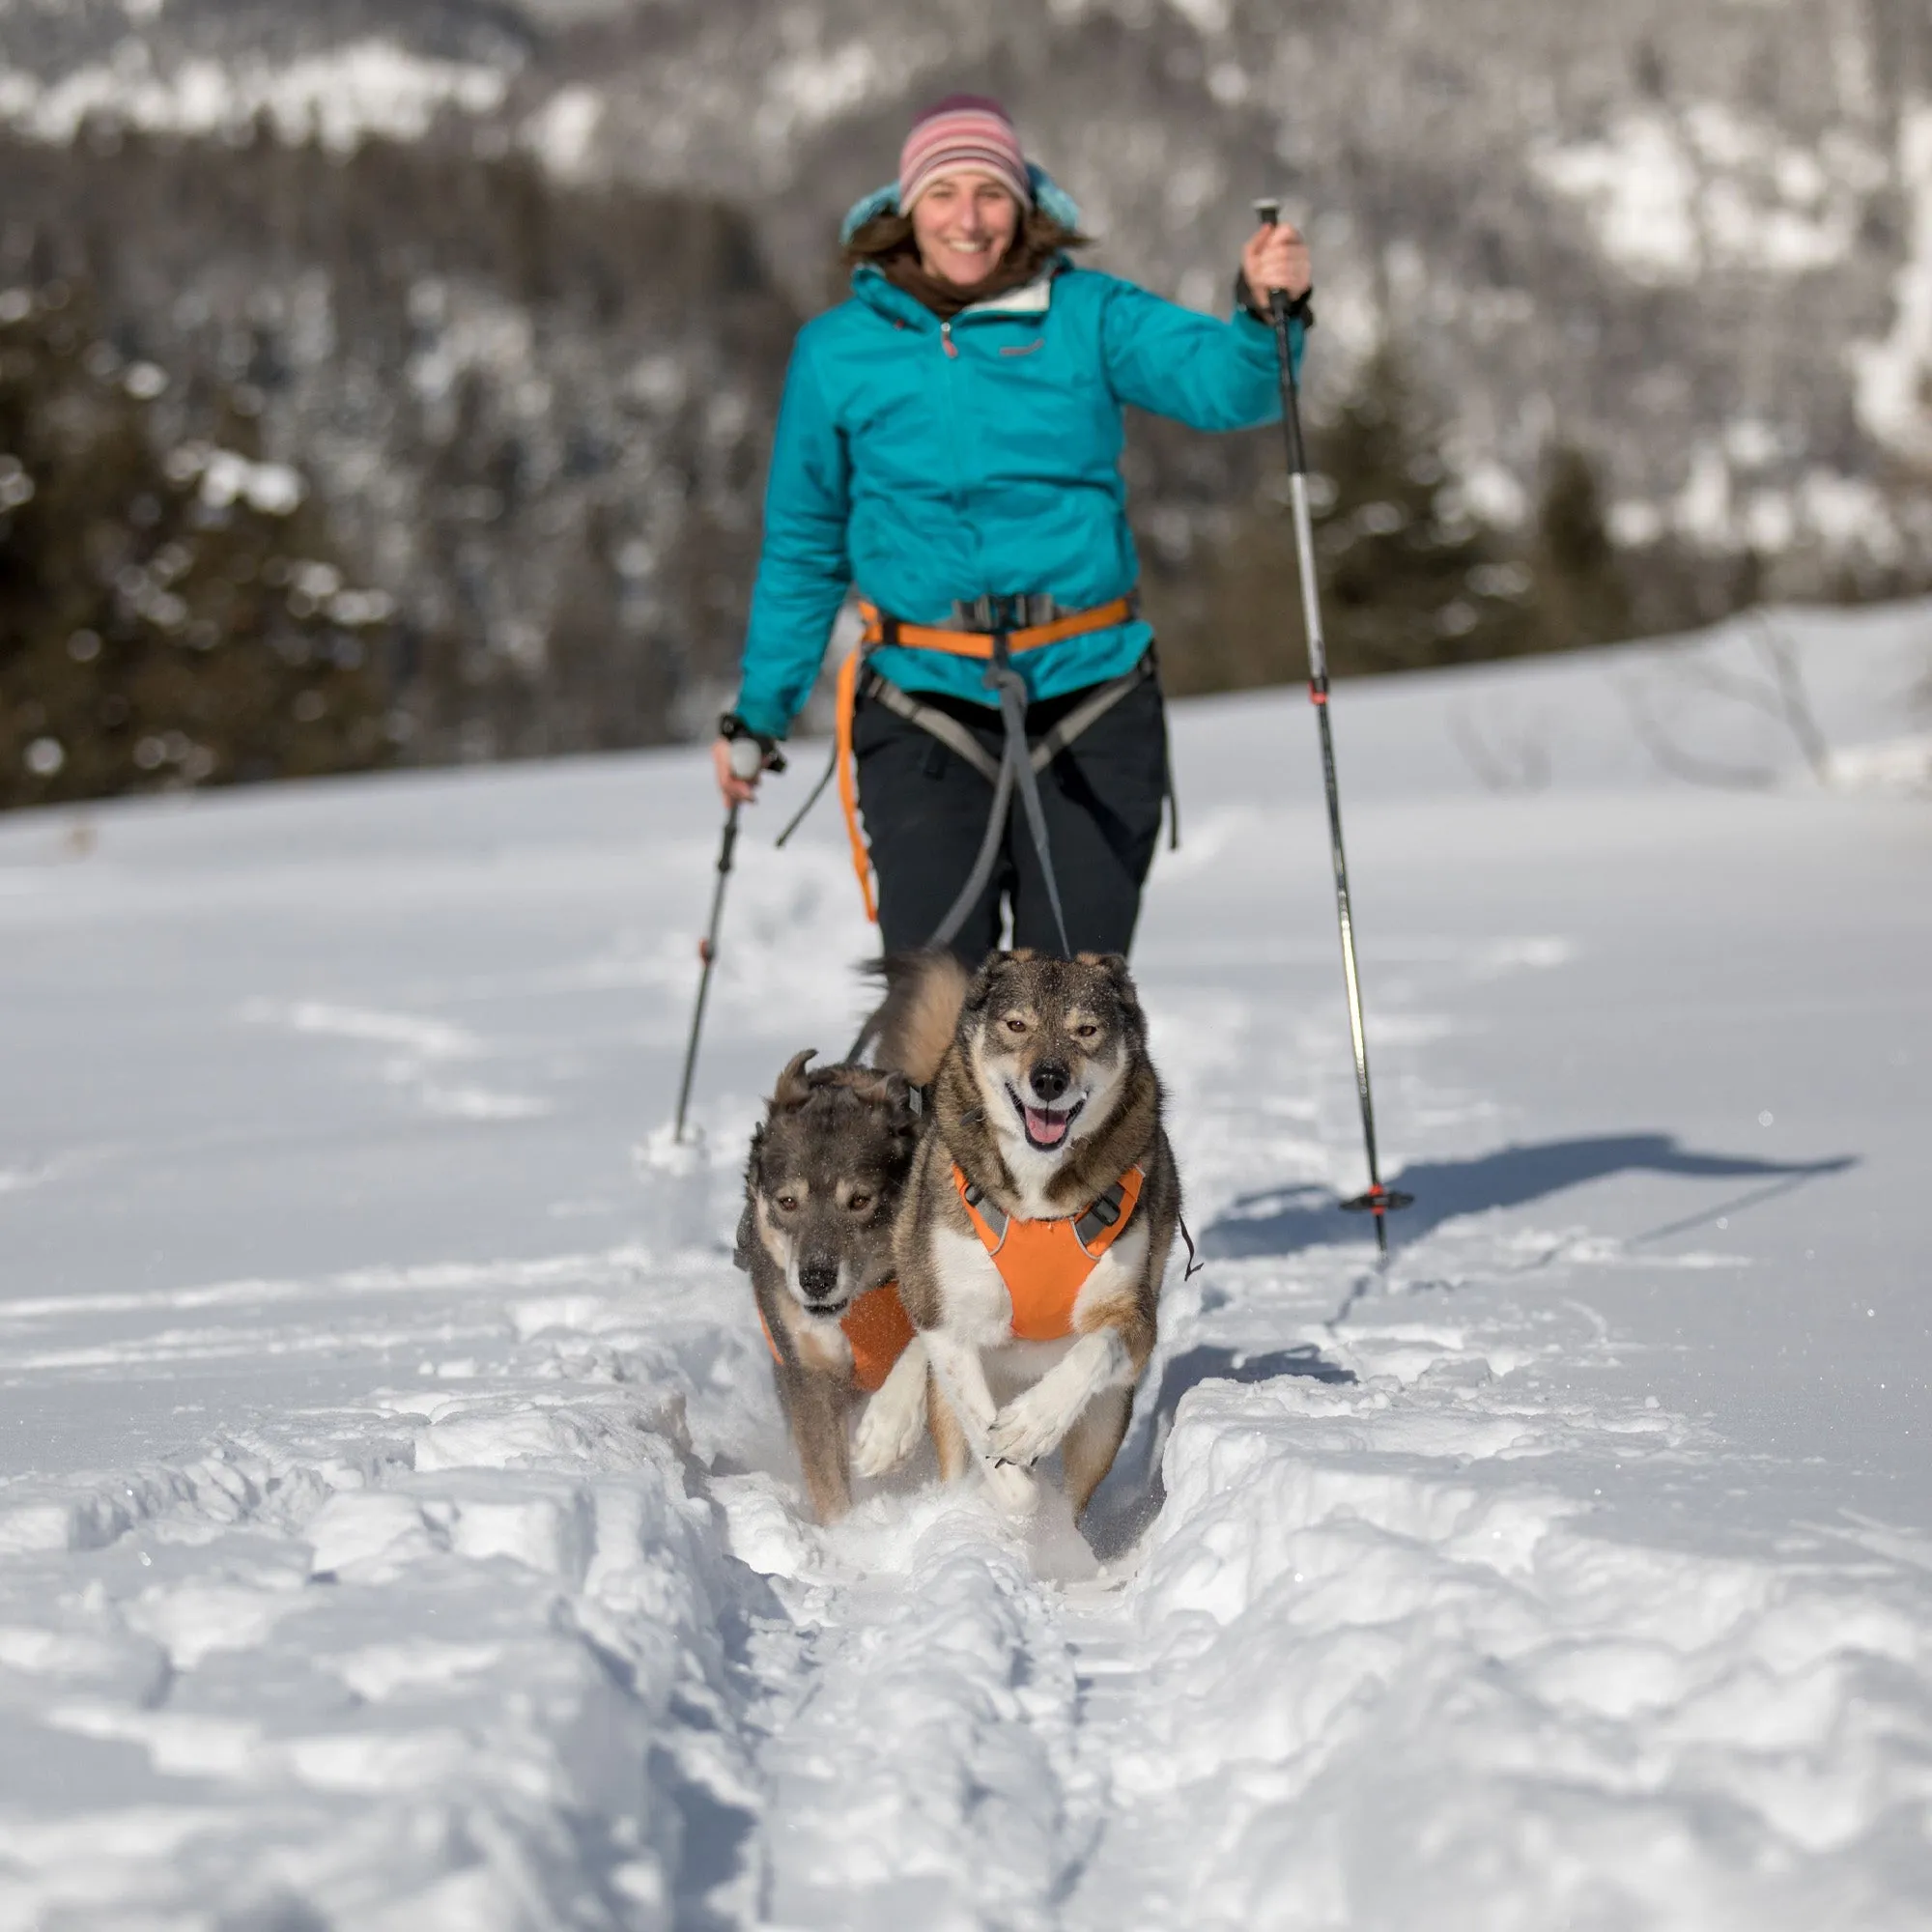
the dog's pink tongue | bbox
[1025,1105,1069,1146]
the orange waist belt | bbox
[953,1163,1145,1343]
[758,1280,916,1394]
[834,594,1136,923]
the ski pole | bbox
[1254,197,1412,1258]
[670,803,738,1142]
[671,733,769,1141]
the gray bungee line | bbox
[981,637,1075,957]
[844,632,1078,1065]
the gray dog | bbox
[862,949,1182,1520]
[735,1051,925,1522]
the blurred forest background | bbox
[2,0,1929,810]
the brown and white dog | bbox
[736,1051,926,1522]
[860,950,1180,1519]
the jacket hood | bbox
[838,163,1082,242]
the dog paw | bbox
[853,1375,926,1479]
[987,1385,1073,1470]
[982,1457,1040,1518]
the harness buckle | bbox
[950,593,1060,634]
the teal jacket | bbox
[732,254,1303,736]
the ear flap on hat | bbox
[839,183,898,243]
[1027,165,1081,231]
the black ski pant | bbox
[852,666,1169,964]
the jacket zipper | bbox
[940,320,957,359]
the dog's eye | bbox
[1003,1016,1027,1035]
[776,1193,800,1212]
[1072,1023,1099,1040]
[847,1192,872,1213]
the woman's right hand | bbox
[712,736,762,807]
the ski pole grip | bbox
[1252,197,1309,475]
[727,737,764,781]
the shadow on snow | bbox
[1077,1134,1857,1557]
[1201,1132,1857,1262]
[1083,1340,1355,1562]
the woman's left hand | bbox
[1241,220,1312,304]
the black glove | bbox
[1236,272,1316,328]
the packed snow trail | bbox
[1,604,1929,1927]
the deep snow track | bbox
[3,605,1930,1926]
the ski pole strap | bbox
[775,745,838,848]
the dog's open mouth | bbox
[1009,1086,1084,1151]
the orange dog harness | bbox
[758,1281,917,1394]
[834,594,1136,922]
[952,1164,1146,1343]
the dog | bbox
[864,949,1180,1520]
[735,1050,928,1522]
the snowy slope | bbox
[1,602,1929,1928]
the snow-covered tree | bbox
[0,283,395,810]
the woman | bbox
[713,95,1311,961]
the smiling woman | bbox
[710,94,1314,964]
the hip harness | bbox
[780,592,1167,957]
[953,1162,1146,1343]
[758,1280,917,1394]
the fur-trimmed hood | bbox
[839,163,1083,243]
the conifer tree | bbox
[1307,345,1536,676]
[0,284,395,810]
[1155,343,1537,692]
[1529,440,1634,650]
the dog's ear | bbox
[772,1049,816,1108]
[743,1119,767,1192]
[1086,952,1146,1039]
[963,952,1012,1014]
[845,1064,906,1107]
[876,1067,921,1124]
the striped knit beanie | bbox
[896,95,1033,214]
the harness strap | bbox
[926,724,1018,954]
[757,1280,916,1395]
[863,673,1004,785]
[833,644,876,923]
[1074,1179,1128,1245]
[961,1177,1008,1240]
[861,653,1151,783]
[810,592,1142,941]
[984,636,1074,956]
[1022,655,1153,771]
[954,1163,1149,1342]
[858,593,1137,657]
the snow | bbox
[2,601,1930,1926]
[1534,104,1878,286]
[0,38,509,153]
[1851,101,1932,465]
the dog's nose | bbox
[1029,1060,1069,1102]
[798,1260,838,1303]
